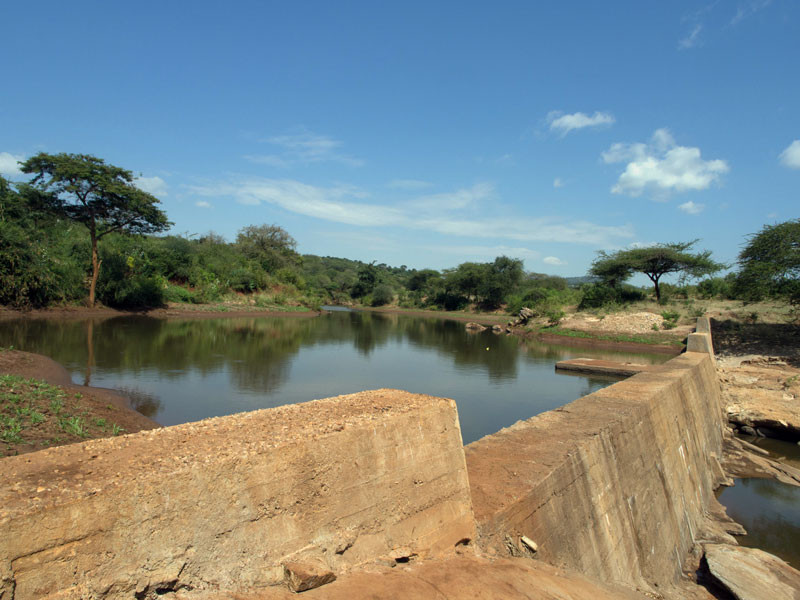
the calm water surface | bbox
[717,438,800,568]
[0,311,671,444]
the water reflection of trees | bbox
[0,312,646,399]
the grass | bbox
[534,325,685,347]
[1,374,125,456]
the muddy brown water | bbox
[0,310,671,444]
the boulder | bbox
[465,322,487,332]
[704,544,800,600]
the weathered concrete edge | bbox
[1,390,477,599]
[465,317,726,592]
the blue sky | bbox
[2,1,798,278]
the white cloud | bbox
[195,201,211,208]
[602,128,729,197]
[188,178,634,247]
[387,179,433,190]
[678,24,703,49]
[543,256,566,266]
[134,175,168,197]
[779,140,800,169]
[246,130,364,168]
[0,152,25,177]
[547,111,615,136]
[553,178,564,188]
[408,183,494,212]
[730,0,772,26]
[678,200,704,214]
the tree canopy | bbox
[589,240,723,301]
[20,153,171,306]
[734,219,800,306]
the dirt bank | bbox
[0,350,159,456]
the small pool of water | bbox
[717,438,800,569]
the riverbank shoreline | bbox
[0,349,159,457]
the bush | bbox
[370,284,394,307]
[697,277,733,300]
[163,284,198,304]
[578,283,619,310]
[100,274,164,309]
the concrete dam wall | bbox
[466,341,725,590]
[0,391,476,599]
[1,328,723,598]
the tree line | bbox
[1,153,797,316]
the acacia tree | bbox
[590,240,723,301]
[734,219,800,306]
[20,153,171,306]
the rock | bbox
[520,536,538,553]
[491,325,503,333]
[518,307,535,321]
[284,561,337,593]
[704,544,800,600]
[465,322,487,332]
[740,426,758,437]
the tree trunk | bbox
[88,232,101,307]
[654,278,661,302]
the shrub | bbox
[577,283,618,310]
[370,284,394,307]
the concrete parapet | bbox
[695,316,711,333]
[687,332,715,359]
[465,352,726,592]
[0,390,476,599]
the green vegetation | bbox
[1,151,797,322]
[536,326,684,347]
[20,153,171,306]
[0,374,125,455]
[734,219,800,310]
[589,240,724,302]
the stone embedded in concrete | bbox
[284,561,337,592]
[704,544,800,600]
[0,389,476,599]
[465,352,726,593]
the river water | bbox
[0,310,671,444]
[716,438,800,569]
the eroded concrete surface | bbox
[3,317,800,599]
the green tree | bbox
[236,223,298,273]
[20,153,171,306]
[734,219,800,306]
[589,240,723,302]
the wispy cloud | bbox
[730,0,772,26]
[602,128,728,198]
[187,177,634,247]
[779,140,800,169]
[553,178,564,188]
[547,111,615,136]
[134,175,169,197]
[195,200,212,208]
[543,256,566,266]
[678,200,705,214]
[0,152,25,177]
[678,24,703,50]
[245,130,364,168]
